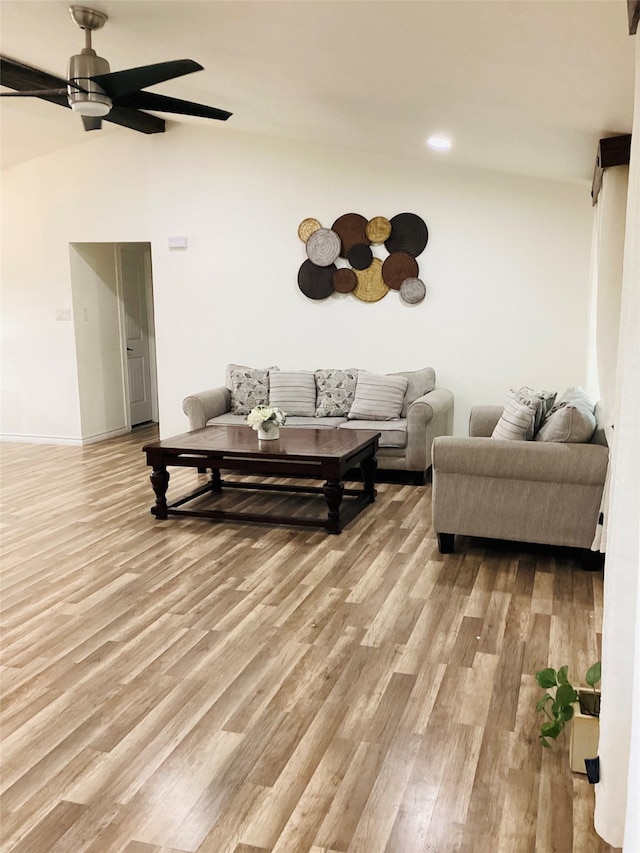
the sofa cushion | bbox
[269,370,316,416]
[229,366,274,415]
[339,419,407,448]
[315,368,358,417]
[535,386,596,443]
[348,372,409,421]
[225,363,278,391]
[390,367,436,417]
[492,389,537,441]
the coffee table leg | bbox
[361,454,378,502]
[150,465,170,519]
[210,468,223,492]
[323,478,344,534]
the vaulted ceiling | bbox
[0,0,635,183]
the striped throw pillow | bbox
[492,390,537,441]
[269,371,317,416]
[348,372,409,421]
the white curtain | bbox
[590,166,628,554]
[594,30,640,851]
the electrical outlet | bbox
[56,308,71,321]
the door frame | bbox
[115,242,159,428]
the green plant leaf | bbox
[558,705,575,722]
[586,661,601,689]
[536,694,553,713]
[536,668,558,689]
[556,683,579,706]
[557,665,569,686]
[541,737,551,748]
[541,720,563,739]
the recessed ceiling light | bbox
[427,135,452,151]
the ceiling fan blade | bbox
[1,88,69,97]
[90,59,203,100]
[102,105,165,135]
[1,56,67,91]
[116,91,232,121]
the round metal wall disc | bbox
[382,252,419,290]
[332,213,369,257]
[353,258,389,302]
[333,267,357,293]
[399,276,426,304]
[298,259,336,299]
[306,228,341,266]
[385,213,429,257]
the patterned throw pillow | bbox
[269,371,316,417]
[230,367,271,415]
[315,368,358,417]
[348,372,409,421]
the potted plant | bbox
[535,662,601,778]
[246,405,287,440]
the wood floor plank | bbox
[0,427,620,852]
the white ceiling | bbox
[0,0,635,183]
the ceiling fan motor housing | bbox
[67,49,112,116]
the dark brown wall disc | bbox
[347,243,373,270]
[298,259,336,299]
[384,212,429,257]
[382,252,419,290]
[333,267,357,293]
[331,213,370,257]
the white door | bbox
[119,244,156,426]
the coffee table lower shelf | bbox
[160,477,375,533]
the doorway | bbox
[69,241,158,443]
[117,243,158,427]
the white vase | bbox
[258,425,279,440]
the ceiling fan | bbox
[0,4,232,135]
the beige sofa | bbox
[183,365,454,483]
[431,403,609,554]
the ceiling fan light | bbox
[70,98,111,117]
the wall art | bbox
[297,212,428,304]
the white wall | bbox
[69,243,128,441]
[1,123,593,441]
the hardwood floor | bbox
[0,426,618,853]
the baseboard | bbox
[1,427,129,446]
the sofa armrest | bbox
[182,387,231,430]
[432,436,609,485]
[469,406,503,437]
[406,387,454,471]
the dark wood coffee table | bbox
[142,426,380,534]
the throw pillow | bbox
[269,370,317,417]
[230,367,272,415]
[390,367,436,417]
[348,372,409,421]
[315,368,358,417]
[491,389,538,441]
[518,386,557,433]
[225,363,279,391]
[535,386,596,443]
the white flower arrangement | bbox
[246,405,287,432]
